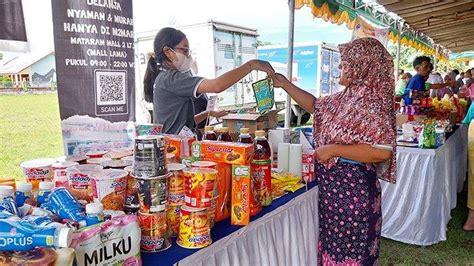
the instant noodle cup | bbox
[67,164,103,202]
[183,168,217,208]
[20,158,56,191]
[167,204,181,237]
[124,166,133,173]
[177,205,211,249]
[85,150,108,159]
[208,197,218,228]
[138,211,171,252]
[87,157,112,165]
[124,171,140,215]
[52,161,78,188]
[92,169,128,211]
[191,161,217,169]
[65,155,87,165]
[166,153,176,164]
[167,163,186,205]
[102,159,132,169]
[135,173,170,213]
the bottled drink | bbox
[203,126,217,141]
[217,127,232,142]
[0,217,72,251]
[0,186,20,216]
[37,181,54,206]
[252,130,272,207]
[238,128,253,144]
[15,182,34,207]
[85,202,104,226]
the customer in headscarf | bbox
[272,37,396,265]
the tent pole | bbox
[285,0,295,129]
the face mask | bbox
[171,49,194,72]
[464,78,470,83]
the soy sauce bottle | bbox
[217,127,233,142]
[203,126,217,141]
[237,128,253,144]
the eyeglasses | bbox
[174,47,191,57]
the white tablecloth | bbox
[381,126,467,246]
[178,187,319,266]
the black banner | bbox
[52,0,135,122]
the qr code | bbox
[95,70,127,105]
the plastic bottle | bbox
[22,215,65,229]
[85,202,104,226]
[0,218,72,251]
[0,186,20,216]
[37,181,54,206]
[252,130,272,208]
[41,188,86,226]
[203,126,217,141]
[15,182,34,207]
[238,128,253,144]
[217,127,233,142]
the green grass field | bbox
[0,93,473,264]
[0,93,63,180]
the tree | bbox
[387,42,423,72]
[387,42,469,75]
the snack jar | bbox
[177,205,211,249]
[183,168,218,208]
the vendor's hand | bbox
[271,73,290,88]
[248,60,275,76]
[314,145,336,163]
[209,110,228,118]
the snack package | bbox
[231,165,251,226]
[135,123,163,136]
[252,78,274,115]
[164,135,195,161]
[70,215,141,266]
[215,163,231,222]
[192,141,254,165]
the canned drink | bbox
[177,205,211,249]
[135,173,170,213]
[138,211,171,252]
[133,136,167,177]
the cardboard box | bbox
[215,163,232,222]
[192,141,254,165]
[164,135,195,160]
[231,165,251,225]
[221,110,281,138]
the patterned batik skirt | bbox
[317,161,382,266]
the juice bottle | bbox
[252,130,272,207]
[217,127,232,142]
[238,128,253,144]
[37,181,54,206]
[15,182,34,207]
[203,126,217,141]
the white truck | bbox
[134,20,265,122]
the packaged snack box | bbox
[215,163,231,222]
[192,141,254,165]
[164,135,195,161]
[231,165,251,225]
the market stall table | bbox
[381,125,467,246]
[142,182,319,266]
